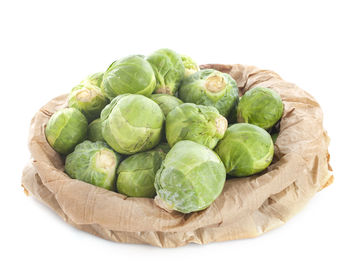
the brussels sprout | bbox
[150,94,183,117]
[155,140,226,214]
[237,87,284,130]
[215,123,274,177]
[116,148,167,198]
[153,142,171,154]
[45,108,88,155]
[270,120,280,143]
[87,118,104,142]
[81,72,104,87]
[178,69,239,118]
[68,83,109,122]
[101,94,164,155]
[271,132,279,143]
[146,48,185,95]
[101,55,156,99]
[166,103,227,149]
[65,141,122,191]
[181,55,199,77]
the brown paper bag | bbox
[21,64,333,248]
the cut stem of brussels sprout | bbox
[94,149,118,185]
[75,88,97,102]
[157,87,170,95]
[205,75,226,93]
[215,116,228,135]
[95,149,117,170]
[68,83,108,122]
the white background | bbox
[1,0,349,271]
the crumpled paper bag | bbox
[21,64,333,248]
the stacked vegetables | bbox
[45,48,283,214]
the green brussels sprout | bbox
[271,132,279,143]
[155,140,226,214]
[181,55,199,77]
[101,94,164,155]
[150,94,183,117]
[237,87,284,130]
[65,141,122,191]
[87,118,104,142]
[81,72,104,87]
[116,148,167,198]
[146,48,185,95]
[68,83,109,122]
[178,69,239,118]
[166,103,227,149]
[45,108,88,155]
[153,142,171,154]
[215,123,274,177]
[101,55,156,99]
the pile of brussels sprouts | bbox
[45,49,283,214]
